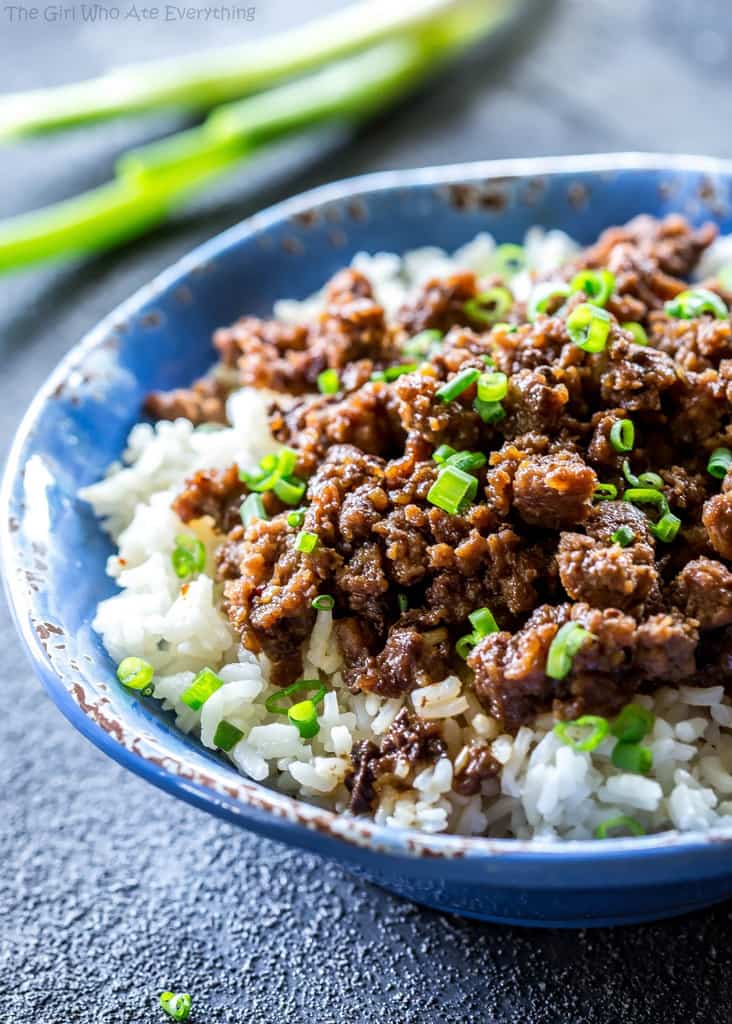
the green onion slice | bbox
[295,530,319,553]
[241,493,268,527]
[468,606,499,638]
[477,370,508,403]
[317,368,340,395]
[527,282,571,321]
[273,476,306,506]
[287,699,321,739]
[398,593,409,613]
[708,446,732,480]
[665,287,728,320]
[266,679,326,739]
[381,362,419,382]
[621,321,648,345]
[566,302,612,353]
[464,286,513,326]
[609,418,635,453]
[650,511,681,543]
[492,242,526,278]
[427,465,478,514]
[117,656,154,692]
[570,268,615,307]
[433,444,457,464]
[611,741,653,774]
[287,508,306,528]
[546,622,594,680]
[443,450,487,473]
[611,525,635,547]
[180,667,224,711]
[595,815,645,839]
[624,487,669,515]
[312,594,335,611]
[403,329,443,357]
[160,992,192,1022]
[436,367,480,402]
[554,714,609,752]
[622,460,660,489]
[456,633,478,660]
[611,704,655,744]
[171,534,206,579]
[213,720,244,752]
[593,483,618,502]
[473,397,506,424]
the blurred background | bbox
[3,1,732,1022]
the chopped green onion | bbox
[287,508,306,528]
[546,622,594,680]
[650,511,681,543]
[382,362,419,382]
[213,720,244,752]
[468,606,499,638]
[444,450,487,473]
[473,396,506,424]
[427,465,478,514]
[265,679,325,713]
[463,286,513,325]
[611,704,655,744]
[117,656,154,692]
[611,525,635,547]
[317,368,340,395]
[492,242,526,278]
[624,487,669,515]
[622,460,661,489]
[370,370,386,382]
[398,593,409,613]
[593,483,618,502]
[171,534,206,579]
[273,476,306,506]
[570,268,615,307]
[403,329,443,357]
[482,352,498,364]
[160,992,192,1022]
[456,633,478,660]
[665,287,728,320]
[610,418,635,453]
[554,714,609,752]
[436,367,480,402]
[312,594,335,611]
[180,667,223,711]
[527,282,571,321]
[295,530,319,553]
[621,321,648,345]
[708,446,732,480]
[566,302,612,353]
[611,741,653,774]
[276,448,298,477]
[477,370,508,403]
[433,444,457,464]
[241,493,268,527]
[287,699,321,739]
[595,815,645,839]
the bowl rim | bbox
[5,150,732,863]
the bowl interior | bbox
[6,154,732,859]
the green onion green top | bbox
[473,396,506,424]
[468,606,499,637]
[609,418,635,453]
[650,511,681,543]
[611,704,654,744]
[477,370,508,403]
[441,450,487,473]
[287,508,306,528]
[317,368,340,395]
[570,268,615,307]
[171,534,206,579]
[621,321,648,345]
[527,282,571,321]
[665,287,728,320]
[463,286,513,326]
[213,719,244,752]
[611,741,653,774]
[492,242,526,278]
[546,621,594,680]
[595,815,645,839]
[312,594,335,611]
[403,329,443,358]
[241,448,306,507]
[160,992,192,1022]
[295,530,319,553]
[436,367,480,403]
[265,679,326,738]
[593,483,618,502]
[241,493,268,527]
[117,656,154,692]
[427,464,478,515]
[707,446,732,480]
[554,714,609,752]
[611,525,635,547]
[180,667,224,711]
[433,444,457,464]
[566,302,612,352]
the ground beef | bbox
[453,741,500,796]
[158,214,732,738]
[344,707,446,815]
[672,557,732,629]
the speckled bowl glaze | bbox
[5,154,732,929]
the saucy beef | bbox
[157,216,732,751]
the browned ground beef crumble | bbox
[147,215,732,813]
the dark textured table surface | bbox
[3,2,732,1021]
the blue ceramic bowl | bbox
[5,153,732,929]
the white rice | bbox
[80,228,732,839]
